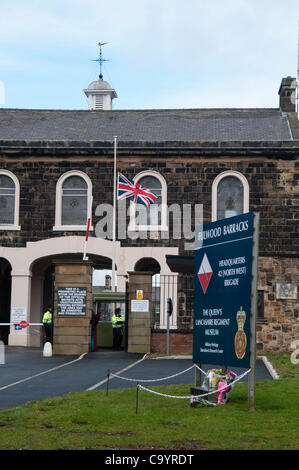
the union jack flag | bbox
[117,172,157,208]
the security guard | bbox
[112,307,124,350]
[42,306,53,343]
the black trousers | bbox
[44,324,52,343]
[113,328,123,349]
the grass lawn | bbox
[0,354,298,450]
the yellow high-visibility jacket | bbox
[43,311,52,324]
[112,314,124,329]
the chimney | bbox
[105,275,112,291]
[278,76,297,112]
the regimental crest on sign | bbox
[197,253,213,294]
[234,306,247,359]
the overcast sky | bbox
[0,0,299,110]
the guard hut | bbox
[92,289,126,348]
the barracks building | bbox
[0,74,298,355]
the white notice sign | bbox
[131,300,149,313]
[11,307,27,324]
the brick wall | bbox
[151,329,193,355]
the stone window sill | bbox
[53,225,94,232]
[0,225,21,231]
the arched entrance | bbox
[4,236,178,348]
[134,257,160,273]
[0,258,11,344]
[29,251,115,348]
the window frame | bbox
[257,290,265,321]
[53,170,93,231]
[0,169,21,231]
[212,170,249,222]
[128,170,168,232]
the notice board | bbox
[193,212,254,368]
[57,287,87,316]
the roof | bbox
[0,107,292,142]
[85,78,115,91]
[166,254,194,274]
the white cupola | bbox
[83,76,117,110]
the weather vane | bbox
[92,42,109,80]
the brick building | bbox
[0,74,298,354]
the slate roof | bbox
[0,107,292,143]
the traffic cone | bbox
[43,342,52,357]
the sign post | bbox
[248,213,259,411]
[193,212,258,410]
[166,298,173,355]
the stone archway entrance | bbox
[3,236,178,350]
[29,251,115,353]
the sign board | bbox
[131,299,149,313]
[276,283,297,300]
[57,287,87,316]
[193,212,254,368]
[136,289,143,300]
[11,307,27,325]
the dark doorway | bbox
[43,264,55,313]
[0,258,12,344]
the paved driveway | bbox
[0,347,273,411]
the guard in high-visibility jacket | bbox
[42,306,53,343]
[112,308,124,350]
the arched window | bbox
[128,171,168,231]
[0,170,20,230]
[212,171,249,221]
[53,171,93,231]
[61,175,88,226]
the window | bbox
[212,171,249,221]
[128,171,168,231]
[53,171,93,231]
[95,95,104,110]
[258,291,265,321]
[62,176,88,226]
[0,170,20,230]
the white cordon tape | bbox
[194,364,207,376]
[110,364,195,383]
[138,369,251,400]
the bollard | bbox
[0,341,5,365]
[43,342,52,357]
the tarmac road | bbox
[0,346,273,411]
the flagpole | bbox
[112,136,117,292]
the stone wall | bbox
[0,144,297,258]
[257,256,299,353]
[53,260,93,355]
